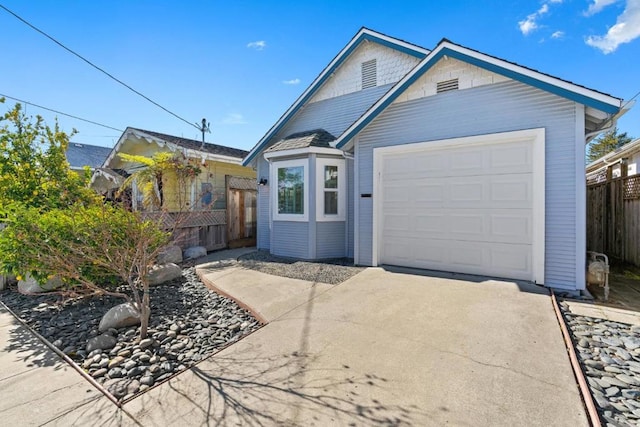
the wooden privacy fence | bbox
[587,174,640,265]
[142,210,228,251]
[140,175,257,252]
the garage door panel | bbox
[414,214,447,234]
[489,247,532,277]
[490,177,532,204]
[379,134,537,282]
[383,208,532,244]
[490,213,532,243]
[384,213,411,232]
[450,214,484,234]
[387,175,532,210]
[451,149,485,173]
[413,183,445,203]
[488,141,532,172]
[381,238,532,280]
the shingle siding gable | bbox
[309,42,421,104]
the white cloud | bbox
[551,30,565,39]
[586,0,640,53]
[519,15,539,35]
[221,113,247,125]
[518,3,552,35]
[282,78,300,85]
[549,0,563,3]
[585,0,620,16]
[247,40,266,50]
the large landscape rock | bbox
[184,246,207,260]
[99,303,141,332]
[86,333,117,352]
[147,263,182,286]
[157,245,183,264]
[17,274,63,294]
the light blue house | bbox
[243,28,629,291]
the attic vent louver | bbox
[361,59,377,89]
[437,78,459,93]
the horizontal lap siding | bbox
[257,158,270,250]
[316,222,346,258]
[357,80,578,288]
[272,221,310,258]
[273,84,394,141]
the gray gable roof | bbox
[266,129,336,152]
[65,143,112,169]
[131,128,248,159]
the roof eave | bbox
[335,41,624,151]
[242,28,430,167]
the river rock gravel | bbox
[0,267,261,401]
[560,301,640,427]
[237,250,364,285]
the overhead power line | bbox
[1,93,123,132]
[0,4,199,131]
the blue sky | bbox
[1,0,639,151]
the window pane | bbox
[324,191,338,215]
[324,165,338,189]
[277,166,304,214]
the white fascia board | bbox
[243,32,367,167]
[263,147,344,160]
[243,28,430,167]
[182,148,243,165]
[335,44,446,151]
[100,127,133,169]
[439,42,623,109]
[361,28,431,56]
[336,41,623,151]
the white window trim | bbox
[316,158,346,221]
[271,158,309,222]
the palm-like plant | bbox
[118,152,201,211]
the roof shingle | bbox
[265,129,336,152]
[131,128,248,159]
[65,143,112,169]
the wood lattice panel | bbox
[624,175,640,200]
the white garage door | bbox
[375,130,545,282]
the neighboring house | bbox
[586,138,640,184]
[65,142,112,175]
[243,27,630,292]
[92,127,257,250]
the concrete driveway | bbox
[121,265,588,426]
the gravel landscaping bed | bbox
[560,301,640,426]
[0,267,261,402]
[237,251,364,285]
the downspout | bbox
[585,120,615,142]
[585,99,635,143]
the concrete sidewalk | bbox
[0,304,127,426]
[563,299,640,325]
[122,265,588,426]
